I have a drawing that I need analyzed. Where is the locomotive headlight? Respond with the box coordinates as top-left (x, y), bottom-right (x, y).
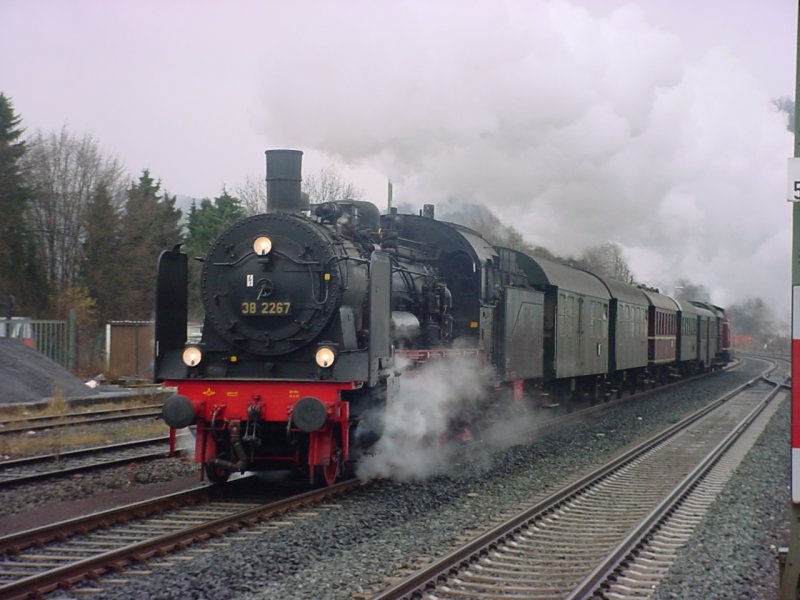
top-left (253, 236), bottom-right (272, 256)
top-left (182, 345), bottom-right (203, 367)
top-left (315, 346), bottom-right (336, 368)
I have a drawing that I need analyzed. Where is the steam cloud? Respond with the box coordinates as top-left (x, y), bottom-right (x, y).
top-left (3, 1), bottom-right (789, 320)
top-left (356, 356), bottom-right (542, 481)
top-left (253, 1), bottom-right (790, 318)
top-left (3, 1), bottom-right (789, 317)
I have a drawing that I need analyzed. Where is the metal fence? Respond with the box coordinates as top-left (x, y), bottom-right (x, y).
top-left (0, 311), bottom-right (76, 371)
top-left (33, 318), bottom-right (74, 370)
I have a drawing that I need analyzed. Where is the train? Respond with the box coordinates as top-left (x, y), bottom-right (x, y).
top-left (156, 149), bottom-right (731, 485)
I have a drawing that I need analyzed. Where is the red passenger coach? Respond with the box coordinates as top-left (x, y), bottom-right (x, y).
top-left (640, 290), bottom-right (678, 367)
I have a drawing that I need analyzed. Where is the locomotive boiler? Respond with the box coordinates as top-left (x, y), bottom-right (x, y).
top-left (156, 150), bottom-right (457, 484)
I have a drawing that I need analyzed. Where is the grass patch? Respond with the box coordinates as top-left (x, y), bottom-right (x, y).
top-left (0, 420), bottom-right (170, 459)
top-left (0, 392), bottom-right (169, 422)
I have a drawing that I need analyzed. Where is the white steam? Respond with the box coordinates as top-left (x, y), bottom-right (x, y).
top-left (176, 427), bottom-right (197, 455)
top-left (252, 1), bottom-right (791, 318)
top-left (356, 356), bottom-right (542, 481)
top-left (2, 1), bottom-right (789, 316)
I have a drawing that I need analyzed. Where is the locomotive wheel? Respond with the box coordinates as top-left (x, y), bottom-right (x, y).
top-left (205, 463), bottom-right (230, 484)
top-left (314, 432), bottom-right (341, 486)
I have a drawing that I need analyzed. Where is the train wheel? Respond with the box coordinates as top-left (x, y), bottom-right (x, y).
top-left (314, 432), bottom-right (341, 486)
top-left (205, 463), bottom-right (230, 484)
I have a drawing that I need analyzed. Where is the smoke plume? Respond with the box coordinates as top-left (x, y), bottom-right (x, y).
top-left (356, 355), bottom-right (543, 481)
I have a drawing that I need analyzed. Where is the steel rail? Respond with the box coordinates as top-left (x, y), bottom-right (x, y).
top-left (370, 362), bottom-right (775, 600)
top-left (0, 435), bottom-right (171, 468)
top-left (0, 409), bottom-right (163, 435)
top-left (566, 376), bottom-right (786, 599)
top-left (0, 478), bottom-right (360, 600)
top-left (0, 482), bottom-right (221, 555)
top-left (0, 403), bottom-right (163, 427)
top-left (0, 438), bottom-right (181, 488)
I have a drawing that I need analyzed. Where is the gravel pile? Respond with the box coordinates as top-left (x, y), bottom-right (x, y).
top-left (0, 338), bottom-right (97, 404)
top-left (38, 360), bottom-right (785, 600)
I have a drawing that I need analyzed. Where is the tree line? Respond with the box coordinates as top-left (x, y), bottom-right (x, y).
top-left (0, 93), bottom-right (363, 330)
top-left (0, 91), bottom-right (783, 367)
top-left (1, 93), bottom-right (183, 328)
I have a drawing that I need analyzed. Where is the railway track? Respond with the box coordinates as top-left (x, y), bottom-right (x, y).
top-left (0, 404), bottom-right (163, 436)
top-left (0, 435), bottom-right (183, 488)
top-left (373, 364), bottom-right (784, 599)
top-left (0, 476), bottom-right (362, 599)
top-left (574, 380), bottom-right (786, 598)
top-left (0, 360), bottom-right (760, 598)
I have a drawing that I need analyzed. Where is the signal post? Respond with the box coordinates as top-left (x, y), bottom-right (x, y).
top-left (782, 2), bottom-right (800, 597)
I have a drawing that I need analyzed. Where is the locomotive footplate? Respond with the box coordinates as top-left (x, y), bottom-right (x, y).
top-left (163, 379), bottom-right (356, 482)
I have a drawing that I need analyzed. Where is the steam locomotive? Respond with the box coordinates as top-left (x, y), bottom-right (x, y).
top-left (156, 149), bottom-right (730, 485)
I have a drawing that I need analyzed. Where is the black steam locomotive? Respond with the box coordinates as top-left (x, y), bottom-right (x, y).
top-left (156, 149), bottom-right (730, 484)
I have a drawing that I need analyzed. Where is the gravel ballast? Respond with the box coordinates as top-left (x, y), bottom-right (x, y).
top-left (654, 387), bottom-right (789, 600)
top-left (33, 359), bottom-right (787, 600)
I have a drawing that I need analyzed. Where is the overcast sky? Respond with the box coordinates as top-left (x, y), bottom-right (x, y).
top-left (1, 0), bottom-right (796, 320)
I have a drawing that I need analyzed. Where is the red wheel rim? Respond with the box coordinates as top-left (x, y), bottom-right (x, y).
top-left (322, 433), bottom-right (340, 485)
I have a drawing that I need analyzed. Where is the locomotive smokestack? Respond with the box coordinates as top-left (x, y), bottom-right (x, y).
top-left (265, 149), bottom-right (307, 213)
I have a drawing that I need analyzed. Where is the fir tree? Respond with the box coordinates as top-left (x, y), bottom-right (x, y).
top-left (184, 190), bottom-right (247, 318)
top-left (0, 93), bottom-right (46, 313)
top-left (82, 181), bottom-right (122, 322)
top-left (119, 170), bottom-right (183, 319)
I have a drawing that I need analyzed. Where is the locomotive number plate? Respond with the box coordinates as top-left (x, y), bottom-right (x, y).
top-left (241, 301), bottom-right (292, 315)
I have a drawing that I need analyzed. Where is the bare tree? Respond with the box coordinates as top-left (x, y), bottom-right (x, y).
top-left (773, 96), bottom-right (794, 133)
top-left (235, 175), bottom-right (267, 216)
top-left (23, 128), bottom-right (125, 289)
top-left (236, 167), bottom-right (363, 216)
top-left (578, 242), bottom-right (636, 284)
top-left (303, 167), bottom-right (363, 204)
